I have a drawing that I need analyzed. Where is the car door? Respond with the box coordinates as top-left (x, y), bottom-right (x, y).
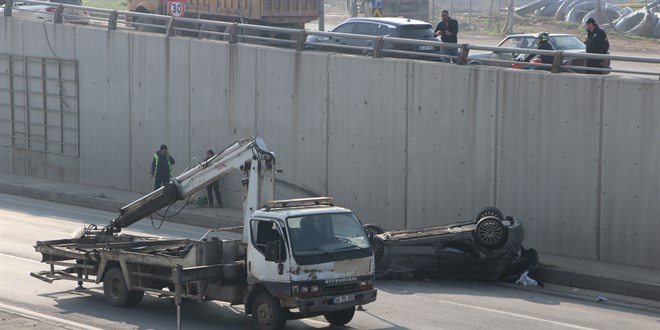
top-left (351, 22), bottom-right (379, 51)
top-left (328, 21), bottom-right (358, 50)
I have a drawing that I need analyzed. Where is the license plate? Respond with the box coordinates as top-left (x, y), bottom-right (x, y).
top-left (332, 295), bottom-right (355, 304)
top-left (418, 45), bottom-right (434, 51)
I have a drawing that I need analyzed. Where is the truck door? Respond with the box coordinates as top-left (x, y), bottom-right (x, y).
top-left (248, 219), bottom-right (290, 295)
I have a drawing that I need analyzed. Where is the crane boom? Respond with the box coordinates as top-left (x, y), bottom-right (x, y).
top-left (106, 137), bottom-right (275, 235)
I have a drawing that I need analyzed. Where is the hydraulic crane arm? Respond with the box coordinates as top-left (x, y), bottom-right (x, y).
top-left (106, 137), bottom-right (275, 234)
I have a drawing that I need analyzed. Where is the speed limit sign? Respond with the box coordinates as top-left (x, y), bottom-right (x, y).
top-left (168, 1), bottom-right (186, 17)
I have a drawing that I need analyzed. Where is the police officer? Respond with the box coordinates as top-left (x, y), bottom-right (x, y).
top-left (584, 18), bottom-right (609, 74)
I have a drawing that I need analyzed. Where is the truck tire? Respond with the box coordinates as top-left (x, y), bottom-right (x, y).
top-left (473, 216), bottom-right (508, 249)
top-left (475, 206), bottom-right (504, 222)
top-left (323, 307), bottom-right (355, 326)
top-left (103, 267), bottom-right (144, 307)
top-left (252, 292), bottom-right (286, 330)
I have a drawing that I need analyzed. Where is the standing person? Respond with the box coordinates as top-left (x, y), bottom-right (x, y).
top-left (584, 18), bottom-right (609, 74)
top-left (204, 149), bottom-right (223, 208)
top-left (151, 144), bottom-right (175, 190)
top-left (434, 10), bottom-right (459, 63)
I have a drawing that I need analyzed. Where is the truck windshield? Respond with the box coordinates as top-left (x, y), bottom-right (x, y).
top-left (286, 212), bottom-right (371, 263)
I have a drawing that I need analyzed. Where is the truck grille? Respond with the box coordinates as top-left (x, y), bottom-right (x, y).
top-left (323, 283), bottom-right (359, 295)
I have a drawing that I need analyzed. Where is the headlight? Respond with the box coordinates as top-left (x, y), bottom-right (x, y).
top-left (310, 285), bottom-right (320, 293)
top-left (301, 286), bottom-right (309, 293)
top-left (291, 285), bottom-right (300, 293)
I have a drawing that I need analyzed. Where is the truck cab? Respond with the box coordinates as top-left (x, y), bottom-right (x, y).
top-left (247, 198), bottom-right (376, 328)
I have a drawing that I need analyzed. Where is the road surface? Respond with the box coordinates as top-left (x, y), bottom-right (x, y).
top-left (1, 193), bottom-right (659, 329)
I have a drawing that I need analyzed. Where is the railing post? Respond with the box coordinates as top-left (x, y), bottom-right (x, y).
top-left (227, 23), bottom-right (239, 44)
top-left (166, 16), bottom-right (175, 36)
top-left (551, 51), bottom-right (564, 73)
top-left (373, 36), bottom-right (384, 58)
top-left (54, 4), bottom-right (64, 24)
top-left (4, 0), bottom-right (13, 16)
top-left (108, 10), bottom-right (118, 30)
top-left (456, 44), bottom-right (469, 65)
top-left (296, 29), bottom-right (307, 51)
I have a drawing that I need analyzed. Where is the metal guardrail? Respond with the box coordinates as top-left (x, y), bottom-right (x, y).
top-left (3, 0), bottom-right (659, 78)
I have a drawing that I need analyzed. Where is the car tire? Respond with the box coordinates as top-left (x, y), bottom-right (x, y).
top-left (371, 236), bottom-right (384, 263)
top-left (252, 292), bottom-right (287, 330)
top-left (363, 224), bottom-right (384, 241)
top-left (324, 307), bottom-right (355, 326)
top-left (475, 207), bottom-right (504, 222)
top-left (473, 216), bottom-right (508, 249)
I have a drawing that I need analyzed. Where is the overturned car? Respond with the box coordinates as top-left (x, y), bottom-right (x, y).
top-left (364, 207), bottom-right (538, 281)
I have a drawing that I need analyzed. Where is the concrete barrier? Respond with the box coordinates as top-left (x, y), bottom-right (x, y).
top-left (1, 17), bottom-right (659, 269)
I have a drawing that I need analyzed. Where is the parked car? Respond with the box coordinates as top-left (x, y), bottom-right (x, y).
top-left (468, 33), bottom-right (610, 73)
top-left (306, 17), bottom-right (441, 60)
top-left (363, 207), bottom-right (539, 281)
top-left (0, 0), bottom-right (90, 25)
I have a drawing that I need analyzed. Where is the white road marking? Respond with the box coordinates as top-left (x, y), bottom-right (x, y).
top-left (0, 302), bottom-right (105, 330)
top-left (410, 293), bottom-right (597, 330)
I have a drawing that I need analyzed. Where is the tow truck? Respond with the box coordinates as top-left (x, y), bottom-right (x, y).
top-left (30, 137), bottom-right (377, 330)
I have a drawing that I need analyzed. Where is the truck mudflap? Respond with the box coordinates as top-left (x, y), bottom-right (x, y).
top-left (295, 289), bottom-right (377, 313)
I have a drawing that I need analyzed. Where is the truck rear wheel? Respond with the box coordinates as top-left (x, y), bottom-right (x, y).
top-left (103, 267), bottom-right (144, 307)
top-left (324, 307), bottom-right (355, 326)
top-left (252, 292), bottom-right (286, 330)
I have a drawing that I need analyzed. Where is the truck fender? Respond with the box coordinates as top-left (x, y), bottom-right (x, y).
top-left (96, 260), bottom-right (119, 284)
top-left (245, 283), bottom-right (269, 315)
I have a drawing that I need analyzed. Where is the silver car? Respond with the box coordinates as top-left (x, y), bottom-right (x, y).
top-left (468, 33), bottom-right (609, 72)
top-left (0, 0), bottom-right (90, 25)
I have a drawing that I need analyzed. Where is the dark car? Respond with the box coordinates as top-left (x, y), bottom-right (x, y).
top-left (363, 207), bottom-right (538, 281)
top-left (306, 17), bottom-right (440, 60)
top-left (468, 33), bottom-right (610, 73)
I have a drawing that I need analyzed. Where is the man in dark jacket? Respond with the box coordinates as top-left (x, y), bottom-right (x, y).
top-left (151, 144), bottom-right (175, 190)
top-left (434, 10), bottom-right (459, 63)
top-left (584, 18), bottom-right (609, 74)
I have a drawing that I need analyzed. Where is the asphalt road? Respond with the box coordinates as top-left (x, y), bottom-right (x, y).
top-left (1, 193), bottom-right (659, 329)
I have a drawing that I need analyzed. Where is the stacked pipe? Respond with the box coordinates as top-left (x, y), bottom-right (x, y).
top-left (515, 0), bottom-right (660, 38)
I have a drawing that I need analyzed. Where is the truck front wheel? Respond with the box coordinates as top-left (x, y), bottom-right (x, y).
top-left (103, 267), bottom-right (144, 307)
top-left (252, 292), bottom-right (286, 330)
top-left (324, 307), bottom-right (355, 326)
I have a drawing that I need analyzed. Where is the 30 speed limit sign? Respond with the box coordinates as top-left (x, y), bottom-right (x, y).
top-left (168, 1), bottom-right (186, 17)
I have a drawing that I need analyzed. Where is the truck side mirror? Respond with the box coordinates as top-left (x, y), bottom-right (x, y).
top-left (265, 240), bottom-right (282, 263)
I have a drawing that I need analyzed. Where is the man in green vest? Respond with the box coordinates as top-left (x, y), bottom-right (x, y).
top-left (151, 144), bottom-right (175, 190)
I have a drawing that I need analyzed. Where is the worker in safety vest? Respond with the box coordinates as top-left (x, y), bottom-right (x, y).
top-left (151, 144), bottom-right (175, 190)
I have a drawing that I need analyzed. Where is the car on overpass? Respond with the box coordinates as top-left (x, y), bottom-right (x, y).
top-left (305, 17), bottom-right (441, 60)
top-left (0, 0), bottom-right (90, 25)
top-left (468, 33), bottom-right (610, 73)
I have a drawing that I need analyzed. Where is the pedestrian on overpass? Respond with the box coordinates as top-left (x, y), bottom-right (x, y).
top-left (434, 10), bottom-right (459, 63)
top-left (151, 144), bottom-right (175, 190)
top-left (584, 18), bottom-right (609, 74)
top-left (204, 149), bottom-right (223, 208)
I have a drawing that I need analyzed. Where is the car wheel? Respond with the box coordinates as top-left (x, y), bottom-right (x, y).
top-left (323, 307), bottom-right (355, 326)
top-left (363, 224), bottom-right (384, 242)
top-left (371, 236), bottom-right (384, 263)
top-left (473, 216), bottom-right (508, 249)
top-left (475, 206), bottom-right (503, 222)
top-left (252, 292), bottom-right (287, 330)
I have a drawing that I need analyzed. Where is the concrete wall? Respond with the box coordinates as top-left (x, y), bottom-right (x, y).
top-left (1, 17), bottom-right (659, 269)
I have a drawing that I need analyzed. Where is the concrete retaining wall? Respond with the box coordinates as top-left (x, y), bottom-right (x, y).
top-left (1, 17), bottom-right (659, 269)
